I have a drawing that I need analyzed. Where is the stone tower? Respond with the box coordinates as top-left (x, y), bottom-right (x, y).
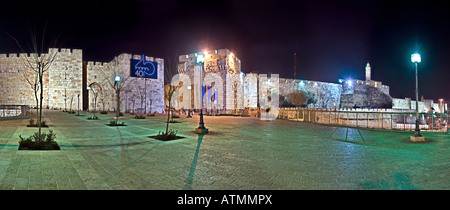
top-left (365, 62), bottom-right (371, 81)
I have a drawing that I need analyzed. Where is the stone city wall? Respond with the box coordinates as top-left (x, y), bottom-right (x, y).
top-left (177, 49), bottom-right (242, 111)
top-left (86, 53), bottom-right (165, 114)
top-left (278, 78), bottom-right (342, 109)
top-left (392, 97), bottom-right (447, 113)
top-left (0, 48), bottom-right (83, 110)
top-left (340, 79), bottom-right (392, 109)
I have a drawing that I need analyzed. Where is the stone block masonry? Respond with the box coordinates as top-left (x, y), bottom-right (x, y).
top-left (279, 78), bottom-right (342, 109)
top-left (0, 48), bottom-right (83, 110)
top-left (2, 47), bottom-right (445, 115)
top-left (0, 48), bottom-right (165, 114)
top-left (86, 53), bottom-right (165, 114)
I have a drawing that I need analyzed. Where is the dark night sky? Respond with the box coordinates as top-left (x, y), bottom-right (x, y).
top-left (0, 0), bottom-right (449, 102)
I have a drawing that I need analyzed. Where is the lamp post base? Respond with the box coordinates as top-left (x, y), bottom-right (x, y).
top-left (410, 135), bottom-right (425, 142)
top-left (411, 120), bottom-right (424, 142)
top-left (195, 127), bottom-right (209, 134)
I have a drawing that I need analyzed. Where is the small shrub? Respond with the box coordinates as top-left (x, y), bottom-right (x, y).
top-left (18, 130), bottom-right (60, 150)
top-left (108, 120), bottom-right (126, 126)
top-left (135, 114), bottom-right (146, 119)
top-left (154, 129), bottom-right (178, 141)
top-left (27, 119), bottom-right (48, 127)
top-left (87, 116), bottom-right (99, 120)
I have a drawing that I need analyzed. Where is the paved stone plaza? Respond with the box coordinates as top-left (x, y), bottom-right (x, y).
top-left (0, 110), bottom-right (448, 190)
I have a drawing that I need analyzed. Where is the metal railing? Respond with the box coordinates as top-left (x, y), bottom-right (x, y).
top-left (0, 105), bottom-right (29, 118)
top-left (278, 107), bottom-right (448, 133)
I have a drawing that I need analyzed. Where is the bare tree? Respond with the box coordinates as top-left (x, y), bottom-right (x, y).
top-left (69, 94), bottom-right (74, 113)
top-left (98, 56), bottom-right (132, 123)
top-left (9, 23), bottom-right (58, 142)
top-left (88, 82), bottom-right (102, 119)
top-left (99, 96), bottom-right (107, 112)
top-left (97, 85), bottom-right (112, 113)
top-left (147, 88), bottom-right (158, 115)
top-left (287, 90), bottom-right (307, 107)
top-left (136, 78), bottom-right (146, 115)
top-left (18, 62), bottom-right (40, 121)
top-left (164, 57), bottom-right (181, 135)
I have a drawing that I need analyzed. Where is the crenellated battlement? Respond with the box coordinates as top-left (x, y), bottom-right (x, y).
top-left (0, 48), bottom-right (164, 113)
top-left (0, 48), bottom-right (82, 60)
top-left (0, 47), bottom-right (83, 109)
top-left (86, 53), bottom-right (163, 69)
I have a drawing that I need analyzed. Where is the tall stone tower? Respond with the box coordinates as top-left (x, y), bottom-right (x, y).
top-left (365, 62), bottom-right (371, 81)
top-left (177, 49), bottom-right (242, 111)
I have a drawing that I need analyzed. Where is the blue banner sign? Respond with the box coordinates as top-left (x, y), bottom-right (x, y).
top-left (130, 54), bottom-right (158, 79)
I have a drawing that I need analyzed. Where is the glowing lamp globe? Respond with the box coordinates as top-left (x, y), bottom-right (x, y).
top-left (196, 54), bottom-right (205, 64)
top-left (115, 75), bottom-right (121, 82)
top-left (411, 53), bottom-right (421, 63)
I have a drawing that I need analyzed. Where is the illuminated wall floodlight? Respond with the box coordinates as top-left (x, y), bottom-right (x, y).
top-left (347, 80), bottom-right (353, 86)
top-left (411, 53), bottom-right (421, 63)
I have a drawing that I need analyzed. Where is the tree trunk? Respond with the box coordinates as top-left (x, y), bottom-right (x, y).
top-left (149, 99), bottom-right (153, 114)
top-left (166, 100), bottom-right (171, 135)
top-left (35, 86), bottom-right (39, 123)
top-left (94, 94), bottom-right (97, 118)
top-left (38, 67), bottom-right (43, 143)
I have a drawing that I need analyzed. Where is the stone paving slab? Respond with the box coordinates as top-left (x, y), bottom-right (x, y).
top-left (0, 110), bottom-right (448, 190)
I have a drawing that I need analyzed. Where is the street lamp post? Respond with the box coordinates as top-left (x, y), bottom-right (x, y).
top-left (194, 52), bottom-right (208, 134)
top-left (115, 75), bottom-right (121, 124)
top-left (411, 53), bottom-right (425, 142)
top-left (187, 85), bottom-right (192, 118)
top-left (86, 86), bottom-right (90, 114)
top-left (77, 94), bottom-right (80, 116)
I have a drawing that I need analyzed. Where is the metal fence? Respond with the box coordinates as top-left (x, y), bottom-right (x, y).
top-left (278, 107), bottom-right (448, 133)
top-left (0, 105), bottom-right (29, 118)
